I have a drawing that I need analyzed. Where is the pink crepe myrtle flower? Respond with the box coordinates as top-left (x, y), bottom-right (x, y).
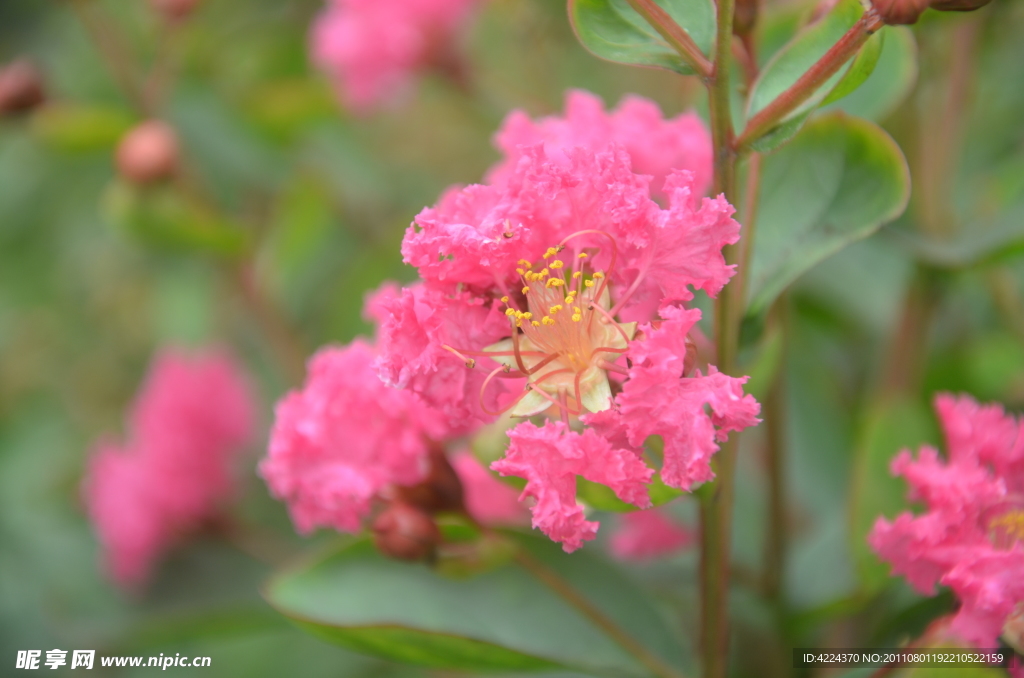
top-left (487, 90), bottom-right (713, 202)
top-left (610, 507), bottom-right (695, 561)
top-left (83, 348), bottom-right (255, 586)
top-left (260, 340), bottom-right (458, 534)
top-left (310, 0), bottom-right (481, 112)
top-left (375, 143), bottom-right (759, 551)
top-left (869, 394), bottom-right (1024, 647)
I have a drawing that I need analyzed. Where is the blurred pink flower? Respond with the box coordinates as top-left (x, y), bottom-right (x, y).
top-left (260, 340), bottom-right (452, 534)
top-left (451, 451), bottom-right (527, 526)
top-left (83, 348), bottom-right (255, 586)
top-left (869, 393), bottom-right (1024, 646)
top-left (310, 0), bottom-right (481, 112)
top-left (610, 507), bottom-right (694, 561)
top-left (488, 90), bottom-right (713, 202)
top-left (376, 144), bottom-right (758, 551)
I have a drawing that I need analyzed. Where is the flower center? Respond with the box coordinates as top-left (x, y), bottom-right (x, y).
top-left (985, 500), bottom-right (1024, 550)
top-left (443, 232), bottom-right (637, 422)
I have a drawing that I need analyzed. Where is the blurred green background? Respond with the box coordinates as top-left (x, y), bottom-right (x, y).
top-left (1, 0), bottom-right (1023, 676)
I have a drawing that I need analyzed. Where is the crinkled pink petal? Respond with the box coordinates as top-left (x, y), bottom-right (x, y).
top-left (404, 144), bottom-right (737, 317)
top-left (492, 421), bottom-right (652, 552)
top-left (131, 348), bottom-right (254, 459)
top-left (936, 393), bottom-right (1024, 487)
top-left (260, 340), bottom-right (444, 534)
top-left (488, 90), bottom-right (712, 201)
top-left (373, 283), bottom-right (516, 427)
top-left (83, 442), bottom-right (168, 586)
top-left (451, 451), bottom-right (527, 526)
top-left (311, 0), bottom-right (480, 112)
top-left (83, 347), bottom-right (257, 587)
top-left (586, 307), bottom-right (760, 491)
top-left (630, 173), bottom-right (739, 310)
top-left (944, 550), bottom-right (1024, 646)
top-left (610, 507), bottom-right (694, 561)
top-left (870, 393), bottom-right (1024, 648)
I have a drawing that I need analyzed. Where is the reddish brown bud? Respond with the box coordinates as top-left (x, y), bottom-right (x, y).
top-left (871, 0), bottom-right (929, 24)
top-left (0, 59), bottom-right (45, 116)
top-left (395, 448), bottom-right (464, 514)
top-left (149, 0), bottom-right (201, 21)
top-left (372, 502), bottom-right (441, 562)
top-left (115, 120), bottom-right (179, 185)
top-left (928, 0), bottom-right (992, 12)
top-left (872, 0), bottom-right (988, 25)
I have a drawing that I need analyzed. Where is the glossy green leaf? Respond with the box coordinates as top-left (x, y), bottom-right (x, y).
top-left (746, 113), bottom-right (910, 316)
top-left (265, 538), bottom-right (684, 675)
top-left (820, 30), bottom-right (883, 107)
top-left (823, 26), bottom-right (918, 121)
top-left (569, 0), bottom-right (715, 75)
top-left (848, 396), bottom-right (938, 593)
top-left (745, 0), bottom-right (870, 145)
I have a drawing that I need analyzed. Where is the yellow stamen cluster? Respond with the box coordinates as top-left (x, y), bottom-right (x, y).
top-left (498, 245), bottom-right (609, 331)
top-left (991, 510), bottom-right (1024, 545)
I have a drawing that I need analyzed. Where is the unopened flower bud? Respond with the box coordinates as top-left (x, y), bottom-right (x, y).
top-left (149, 0), bottom-right (201, 22)
top-left (871, 0), bottom-right (988, 24)
top-left (928, 0), bottom-right (992, 12)
top-left (871, 0), bottom-right (928, 23)
top-left (0, 59), bottom-right (45, 116)
top-left (115, 120), bottom-right (179, 185)
top-left (372, 502), bottom-right (441, 562)
top-left (395, 448), bottom-right (465, 514)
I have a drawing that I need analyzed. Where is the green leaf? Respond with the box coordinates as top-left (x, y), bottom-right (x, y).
top-left (578, 472), bottom-right (683, 512)
top-left (823, 26), bottom-right (917, 121)
top-left (29, 103), bottom-right (134, 153)
top-left (746, 113), bottom-right (910, 316)
top-left (745, 0), bottom-right (870, 143)
top-left (746, 111), bottom-right (811, 154)
top-left (820, 30), bottom-right (883, 107)
top-left (102, 180), bottom-right (249, 257)
top-left (569, 0), bottom-right (715, 76)
top-left (890, 198), bottom-right (1024, 269)
top-left (848, 396), bottom-right (939, 593)
top-left (264, 537), bottom-right (684, 675)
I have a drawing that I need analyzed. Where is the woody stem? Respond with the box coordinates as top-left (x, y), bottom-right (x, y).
top-left (702, 0), bottom-right (740, 672)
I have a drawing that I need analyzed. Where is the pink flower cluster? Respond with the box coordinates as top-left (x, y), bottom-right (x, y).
top-left (372, 99), bottom-right (759, 551)
top-left (260, 340), bottom-right (524, 534)
top-left (83, 348), bottom-right (255, 586)
top-left (310, 0), bottom-right (481, 112)
top-left (487, 90), bottom-right (713, 201)
top-left (869, 394), bottom-right (1024, 647)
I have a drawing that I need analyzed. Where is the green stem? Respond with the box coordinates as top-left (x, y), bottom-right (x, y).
top-left (734, 9), bottom-right (883, 150)
top-left (702, 0), bottom-right (740, 673)
top-left (626, 0), bottom-right (713, 80)
top-left (514, 549), bottom-right (688, 678)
